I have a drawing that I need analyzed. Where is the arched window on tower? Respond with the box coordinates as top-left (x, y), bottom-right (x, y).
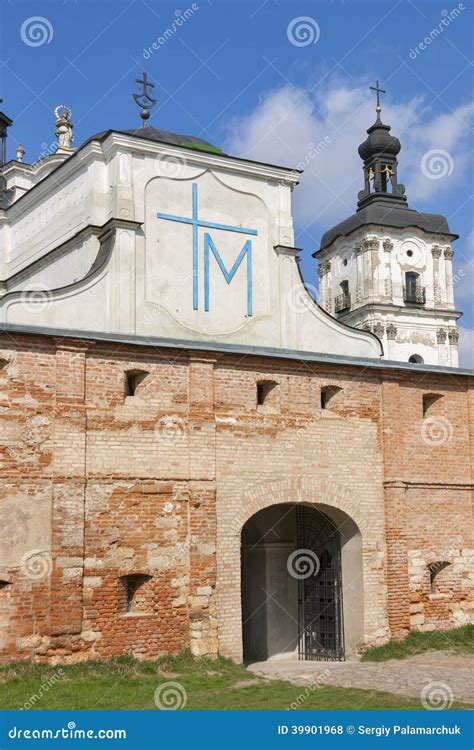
top-left (409, 354), bottom-right (424, 364)
top-left (335, 280), bottom-right (350, 312)
top-left (404, 272), bottom-right (425, 305)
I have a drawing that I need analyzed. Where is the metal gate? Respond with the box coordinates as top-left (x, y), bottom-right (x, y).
top-left (296, 505), bottom-right (344, 661)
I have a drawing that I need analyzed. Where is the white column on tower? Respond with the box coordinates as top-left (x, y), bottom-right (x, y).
top-left (444, 247), bottom-right (455, 305)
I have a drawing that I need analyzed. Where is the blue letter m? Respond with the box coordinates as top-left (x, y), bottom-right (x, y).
top-left (204, 233), bottom-right (253, 316)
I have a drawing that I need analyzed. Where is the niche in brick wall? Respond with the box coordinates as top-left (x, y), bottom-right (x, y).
top-left (119, 574), bottom-right (153, 614)
top-left (422, 393), bottom-right (443, 418)
top-left (256, 380), bottom-right (279, 411)
top-left (124, 369), bottom-right (149, 399)
top-left (320, 385), bottom-right (343, 411)
top-left (428, 561), bottom-right (451, 594)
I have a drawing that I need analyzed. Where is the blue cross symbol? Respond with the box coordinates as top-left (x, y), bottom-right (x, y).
top-left (157, 183), bottom-right (257, 313)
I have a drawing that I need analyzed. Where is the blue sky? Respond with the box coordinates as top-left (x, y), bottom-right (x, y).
top-left (1, 0), bottom-right (472, 363)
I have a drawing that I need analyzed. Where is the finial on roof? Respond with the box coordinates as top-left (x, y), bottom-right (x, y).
top-left (0, 97), bottom-right (13, 166)
top-left (16, 144), bottom-right (25, 162)
top-left (133, 72), bottom-right (157, 127)
top-left (369, 80), bottom-right (386, 121)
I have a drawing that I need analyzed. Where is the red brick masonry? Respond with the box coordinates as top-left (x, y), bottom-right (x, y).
top-left (0, 331), bottom-right (472, 663)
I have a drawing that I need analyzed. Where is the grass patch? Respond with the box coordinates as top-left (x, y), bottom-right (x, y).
top-left (0, 650), bottom-right (469, 710)
top-left (362, 625), bottom-right (474, 662)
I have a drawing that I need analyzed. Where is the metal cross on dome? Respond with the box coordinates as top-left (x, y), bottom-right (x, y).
top-left (369, 80), bottom-right (386, 113)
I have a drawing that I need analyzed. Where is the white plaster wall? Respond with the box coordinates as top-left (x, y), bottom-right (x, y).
top-left (318, 226), bottom-right (460, 366)
top-left (0, 134), bottom-right (381, 360)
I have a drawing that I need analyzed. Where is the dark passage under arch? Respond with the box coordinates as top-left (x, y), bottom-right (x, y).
top-left (241, 504), bottom-right (344, 663)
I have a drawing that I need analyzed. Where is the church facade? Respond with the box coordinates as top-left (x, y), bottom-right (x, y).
top-left (0, 92), bottom-right (472, 664)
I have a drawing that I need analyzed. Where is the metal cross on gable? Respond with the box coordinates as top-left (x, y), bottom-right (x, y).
top-left (133, 72), bottom-right (157, 126)
top-left (157, 182), bottom-right (257, 315)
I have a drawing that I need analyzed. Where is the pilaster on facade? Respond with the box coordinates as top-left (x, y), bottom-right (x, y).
top-left (444, 247), bottom-right (455, 305)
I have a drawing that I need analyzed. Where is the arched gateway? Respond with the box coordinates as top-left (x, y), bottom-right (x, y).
top-left (241, 504), bottom-right (355, 662)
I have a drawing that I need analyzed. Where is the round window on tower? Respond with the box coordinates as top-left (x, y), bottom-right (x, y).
top-left (407, 250), bottom-right (413, 257)
top-left (343, 259), bottom-right (348, 266)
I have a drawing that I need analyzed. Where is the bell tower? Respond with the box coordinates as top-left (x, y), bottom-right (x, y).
top-left (315, 83), bottom-right (461, 367)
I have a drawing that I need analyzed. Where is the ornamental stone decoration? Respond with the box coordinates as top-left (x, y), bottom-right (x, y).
top-left (431, 245), bottom-right (443, 258)
top-left (373, 322), bottom-right (385, 338)
top-left (383, 239), bottom-right (393, 252)
top-left (363, 237), bottom-right (379, 252)
top-left (444, 247), bottom-right (454, 259)
top-left (437, 328), bottom-right (447, 343)
top-left (362, 322), bottom-right (373, 332)
top-left (448, 329), bottom-right (459, 344)
top-left (386, 323), bottom-right (397, 340)
top-left (354, 242), bottom-right (364, 255)
top-left (318, 260), bottom-right (331, 277)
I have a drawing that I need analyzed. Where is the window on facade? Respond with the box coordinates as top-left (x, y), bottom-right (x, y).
top-left (335, 281), bottom-right (350, 312)
top-left (423, 393), bottom-right (443, 417)
top-left (256, 380), bottom-right (278, 407)
top-left (321, 386), bottom-right (342, 410)
top-left (428, 561), bottom-right (450, 593)
top-left (409, 354), bottom-right (424, 364)
top-left (124, 369), bottom-right (149, 397)
top-left (120, 574), bottom-right (152, 613)
top-left (404, 272), bottom-right (425, 304)
top-left (0, 581), bottom-right (10, 590)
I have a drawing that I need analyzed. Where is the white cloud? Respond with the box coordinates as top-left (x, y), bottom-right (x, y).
top-left (458, 326), bottom-right (474, 368)
top-left (224, 75), bottom-right (474, 240)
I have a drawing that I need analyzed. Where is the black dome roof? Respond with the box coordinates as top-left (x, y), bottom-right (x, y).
top-left (315, 107), bottom-right (457, 254)
top-left (318, 202), bottom-right (456, 251)
top-left (358, 119), bottom-right (401, 161)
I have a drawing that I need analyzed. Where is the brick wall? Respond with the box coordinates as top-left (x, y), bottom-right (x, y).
top-left (0, 331), bottom-right (471, 663)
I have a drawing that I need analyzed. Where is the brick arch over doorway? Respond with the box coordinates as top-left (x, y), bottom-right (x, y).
top-left (216, 477), bottom-right (390, 662)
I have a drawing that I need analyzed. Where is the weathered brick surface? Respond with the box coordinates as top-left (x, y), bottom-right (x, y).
top-left (0, 332), bottom-right (472, 663)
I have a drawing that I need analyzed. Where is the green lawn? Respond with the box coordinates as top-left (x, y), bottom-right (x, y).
top-left (362, 624), bottom-right (473, 662)
top-left (0, 651), bottom-right (468, 710)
